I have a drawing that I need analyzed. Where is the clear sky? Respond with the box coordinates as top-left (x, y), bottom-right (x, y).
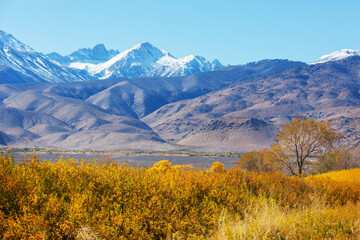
top-left (0, 0), bottom-right (360, 65)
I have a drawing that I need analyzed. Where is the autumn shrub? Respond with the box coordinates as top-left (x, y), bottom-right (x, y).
top-left (235, 148), bottom-right (280, 173)
top-left (208, 161), bottom-right (227, 173)
top-left (152, 159), bottom-right (172, 172)
top-left (171, 164), bottom-right (196, 171)
top-left (0, 155), bottom-right (359, 239)
top-left (314, 149), bottom-right (359, 174)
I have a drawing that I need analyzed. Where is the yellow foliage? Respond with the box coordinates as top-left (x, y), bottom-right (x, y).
top-left (313, 168), bottom-right (360, 183)
top-left (208, 161), bottom-right (226, 173)
top-left (172, 164), bottom-right (196, 171)
top-left (152, 160), bottom-right (172, 171)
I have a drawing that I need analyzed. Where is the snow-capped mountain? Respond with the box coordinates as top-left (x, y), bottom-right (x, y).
top-left (47, 44), bottom-right (119, 65)
top-left (70, 42), bottom-right (224, 79)
top-left (0, 30), bottom-right (224, 83)
top-left (312, 49), bottom-right (360, 64)
top-left (0, 30), bottom-right (83, 83)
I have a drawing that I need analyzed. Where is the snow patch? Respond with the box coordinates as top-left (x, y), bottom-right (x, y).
top-left (70, 62), bottom-right (96, 70)
top-left (311, 49), bottom-right (360, 64)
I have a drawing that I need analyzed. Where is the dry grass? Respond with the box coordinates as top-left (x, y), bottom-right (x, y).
top-left (212, 198), bottom-right (360, 240)
top-left (76, 226), bottom-right (103, 240)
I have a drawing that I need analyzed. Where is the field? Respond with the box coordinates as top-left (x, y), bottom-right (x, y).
top-left (0, 154), bottom-right (359, 239)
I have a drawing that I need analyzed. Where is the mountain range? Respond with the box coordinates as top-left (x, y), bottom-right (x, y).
top-left (0, 30), bottom-right (224, 83)
top-left (0, 59), bottom-right (305, 150)
top-left (143, 56), bottom-right (360, 150)
top-left (50, 42), bottom-right (224, 79)
top-left (0, 29), bottom-right (359, 151)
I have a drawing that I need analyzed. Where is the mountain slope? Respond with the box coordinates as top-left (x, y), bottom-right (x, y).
top-left (143, 56), bottom-right (360, 148)
top-left (0, 82), bottom-right (166, 149)
top-left (84, 59), bottom-right (305, 118)
top-left (178, 118), bottom-right (278, 151)
top-left (0, 129), bottom-right (23, 146)
top-left (0, 30), bottom-right (84, 83)
top-left (0, 65), bottom-right (41, 84)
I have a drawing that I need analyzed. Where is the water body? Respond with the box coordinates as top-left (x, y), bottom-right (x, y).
top-left (12, 153), bottom-right (238, 169)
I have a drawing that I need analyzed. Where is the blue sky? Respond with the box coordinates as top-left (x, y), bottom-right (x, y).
top-left (0, 0), bottom-right (360, 65)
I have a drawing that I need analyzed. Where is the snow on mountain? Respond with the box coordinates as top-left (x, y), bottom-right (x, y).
top-left (155, 54), bottom-right (221, 77)
top-left (312, 49), bottom-right (360, 64)
top-left (71, 42), bottom-right (224, 79)
top-left (0, 30), bottom-right (83, 83)
top-left (0, 30), bottom-right (223, 82)
top-left (69, 62), bottom-right (96, 71)
top-left (47, 44), bottom-right (119, 65)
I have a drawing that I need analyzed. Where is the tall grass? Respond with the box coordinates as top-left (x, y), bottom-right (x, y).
top-left (213, 198), bottom-right (360, 239)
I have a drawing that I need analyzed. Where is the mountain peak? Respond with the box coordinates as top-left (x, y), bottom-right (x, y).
top-left (93, 43), bottom-right (106, 51)
top-left (312, 49), bottom-right (360, 64)
top-left (137, 42), bottom-right (153, 47)
top-left (128, 42), bottom-right (164, 54)
top-left (212, 59), bottom-right (224, 68)
top-left (116, 42), bottom-right (167, 60)
top-left (0, 30), bottom-right (13, 38)
top-left (0, 29), bottom-right (32, 52)
top-left (90, 44), bottom-right (117, 60)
